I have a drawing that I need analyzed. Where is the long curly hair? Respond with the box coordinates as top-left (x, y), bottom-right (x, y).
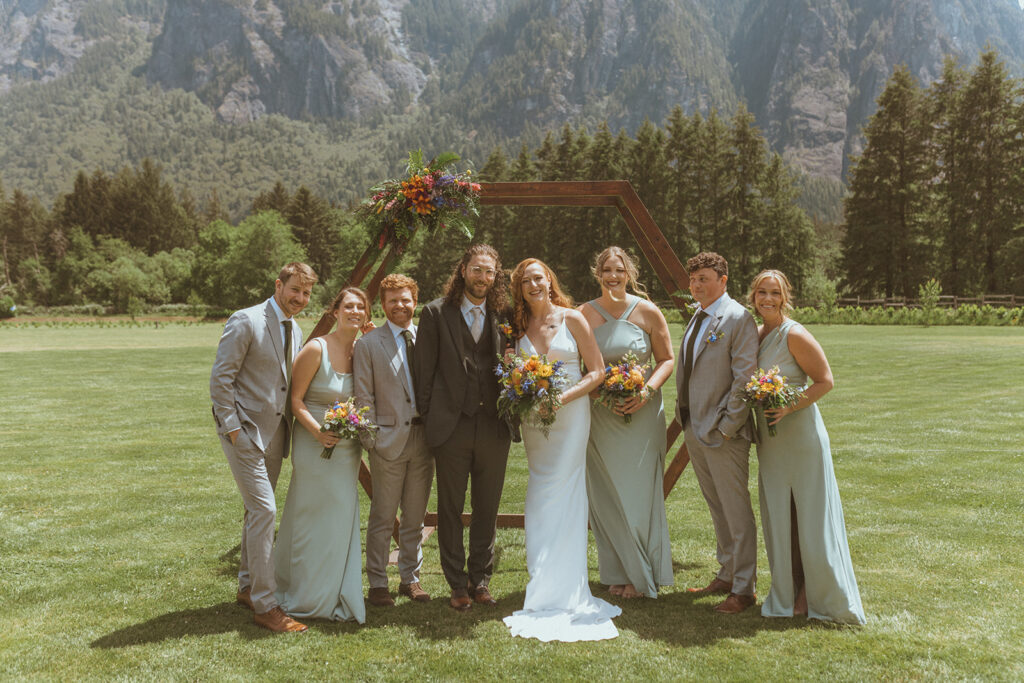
top-left (509, 258), bottom-right (573, 338)
top-left (592, 246), bottom-right (650, 300)
top-left (442, 243), bottom-right (508, 312)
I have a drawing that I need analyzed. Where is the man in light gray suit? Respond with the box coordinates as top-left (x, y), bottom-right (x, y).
top-left (354, 273), bottom-right (434, 607)
top-left (210, 262), bottom-right (317, 633)
top-left (676, 252), bottom-right (760, 615)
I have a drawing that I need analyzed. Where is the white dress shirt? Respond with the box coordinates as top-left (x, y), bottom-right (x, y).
top-left (460, 296), bottom-right (487, 330)
top-left (682, 292), bottom-right (727, 356)
top-left (386, 319), bottom-right (417, 412)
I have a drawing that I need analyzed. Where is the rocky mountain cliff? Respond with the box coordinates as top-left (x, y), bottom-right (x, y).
top-left (2, 0), bottom-right (1024, 183)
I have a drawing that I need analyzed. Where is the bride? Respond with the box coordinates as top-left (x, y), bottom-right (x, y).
top-left (502, 258), bottom-right (622, 642)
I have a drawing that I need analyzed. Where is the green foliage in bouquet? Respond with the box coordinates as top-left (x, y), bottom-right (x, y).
top-left (356, 150), bottom-right (481, 251)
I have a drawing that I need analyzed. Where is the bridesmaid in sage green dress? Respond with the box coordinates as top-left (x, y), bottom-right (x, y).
top-left (749, 270), bottom-right (865, 624)
top-left (579, 247), bottom-right (675, 599)
top-left (274, 287), bottom-right (371, 623)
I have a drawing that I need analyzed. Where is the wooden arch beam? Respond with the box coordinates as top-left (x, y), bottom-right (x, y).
top-left (310, 181), bottom-right (693, 539)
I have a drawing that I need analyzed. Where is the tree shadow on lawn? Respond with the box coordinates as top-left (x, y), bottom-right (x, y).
top-left (90, 602), bottom-right (277, 649)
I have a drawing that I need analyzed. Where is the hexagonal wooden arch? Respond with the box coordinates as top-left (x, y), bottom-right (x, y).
top-left (306, 181), bottom-right (692, 542)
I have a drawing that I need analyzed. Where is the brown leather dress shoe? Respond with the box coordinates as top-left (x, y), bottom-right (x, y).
top-left (236, 587), bottom-right (254, 611)
top-left (368, 587), bottom-right (396, 607)
top-left (470, 584), bottom-right (497, 606)
top-left (399, 582), bottom-right (431, 602)
top-left (254, 606), bottom-right (308, 633)
top-left (714, 593), bottom-right (757, 614)
top-left (687, 578), bottom-right (733, 595)
top-left (449, 588), bottom-right (472, 611)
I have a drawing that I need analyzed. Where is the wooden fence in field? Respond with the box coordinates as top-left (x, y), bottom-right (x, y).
top-left (835, 294), bottom-right (1020, 308)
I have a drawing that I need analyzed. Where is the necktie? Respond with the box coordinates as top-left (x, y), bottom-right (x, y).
top-left (470, 306), bottom-right (484, 343)
top-left (282, 320), bottom-right (292, 385)
top-left (401, 329), bottom-right (416, 386)
top-left (680, 310), bottom-right (708, 410)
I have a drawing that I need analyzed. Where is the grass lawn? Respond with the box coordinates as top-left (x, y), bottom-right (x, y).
top-left (1, 322), bottom-right (1022, 680)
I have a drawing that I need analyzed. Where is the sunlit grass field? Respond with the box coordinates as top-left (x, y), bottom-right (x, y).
top-left (1, 322), bottom-right (1022, 680)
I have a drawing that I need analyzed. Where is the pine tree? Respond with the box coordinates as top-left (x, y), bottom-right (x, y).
top-left (843, 65), bottom-right (932, 298)
top-left (956, 50), bottom-right (1018, 293)
top-left (287, 186), bottom-right (338, 282)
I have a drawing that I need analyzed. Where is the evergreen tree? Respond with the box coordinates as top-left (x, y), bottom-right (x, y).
top-left (287, 186), bottom-right (338, 282)
top-left (727, 104), bottom-right (769, 289)
top-left (956, 50), bottom-right (1018, 293)
top-left (927, 57), bottom-right (970, 295)
top-left (843, 65), bottom-right (932, 298)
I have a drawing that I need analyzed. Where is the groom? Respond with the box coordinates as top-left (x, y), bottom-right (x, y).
top-left (676, 252), bottom-right (760, 614)
top-left (415, 244), bottom-right (514, 611)
top-left (210, 262), bottom-right (317, 633)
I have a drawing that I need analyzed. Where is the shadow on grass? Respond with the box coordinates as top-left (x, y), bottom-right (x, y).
top-left (612, 589), bottom-right (811, 647)
top-left (90, 602), bottom-right (275, 648)
top-left (217, 543), bottom-right (241, 578)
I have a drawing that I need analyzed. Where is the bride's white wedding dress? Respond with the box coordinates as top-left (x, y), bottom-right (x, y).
top-left (503, 314), bottom-right (621, 642)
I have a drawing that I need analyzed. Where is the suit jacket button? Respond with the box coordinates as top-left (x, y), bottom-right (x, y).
top-left (406, 398), bottom-right (411, 403)
top-left (276, 412), bottom-right (281, 416)
top-left (404, 420), bottom-right (410, 426)
top-left (281, 386), bottom-right (287, 391)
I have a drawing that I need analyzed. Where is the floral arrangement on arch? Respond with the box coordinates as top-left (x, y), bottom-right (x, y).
top-left (357, 150), bottom-right (481, 251)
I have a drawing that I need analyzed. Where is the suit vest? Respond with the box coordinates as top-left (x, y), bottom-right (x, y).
top-left (460, 317), bottom-right (498, 417)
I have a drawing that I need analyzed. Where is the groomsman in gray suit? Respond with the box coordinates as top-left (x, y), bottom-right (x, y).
top-left (354, 273), bottom-right (434, 607)
top-left (210, 262), bottom-right (317, 633)
top-left (676, 252), bottom-right (760, 615)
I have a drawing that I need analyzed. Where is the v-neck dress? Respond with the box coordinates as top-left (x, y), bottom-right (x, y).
top-left (756, 319), bottom-right (865, 624)
top-left (274, 337), bottom-right (365, 623)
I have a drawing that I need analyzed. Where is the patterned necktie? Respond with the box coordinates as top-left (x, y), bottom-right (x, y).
top-left (681, 310), bottom-right (708, 408)
top-left (282, 320), bottom-right (292, 385)
top-left (401, 329), bottom-right (415, 386)
top-left (470, 306), bottom-right (484, 343)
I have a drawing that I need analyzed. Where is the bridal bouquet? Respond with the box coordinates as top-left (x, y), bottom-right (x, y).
top-left (320, 398), bottom-right (378, 459)
top-left (594, 351), bottom-right (651, 424)
top-left (495, 352), bottom-right (568, 437)
top-left (357, 149), bottom-right (481, 251)
top-left (738, 366), bottom-right (805, 437)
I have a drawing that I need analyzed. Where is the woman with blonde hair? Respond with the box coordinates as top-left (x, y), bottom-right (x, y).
top-left (578, 246), bottom-right (675, 599)
top-left (749, 269), bottom-right (864, 624)
top-left (502, 258), bottom-right (621, 642)
top-left (274, 287), bottom-right (372, 623)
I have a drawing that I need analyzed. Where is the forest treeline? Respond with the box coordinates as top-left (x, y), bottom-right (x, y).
top-left (0, 105), bottom-right (823, 316)
top-left (844, 51), bottom-right (1024, 297)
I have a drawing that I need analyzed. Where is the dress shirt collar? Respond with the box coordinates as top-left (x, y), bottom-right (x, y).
top-left (461, 296), bottom-right (487, 318)
top-left (695, 291), bottom-right (729, 319)
top-left (386, 319), bottom-right (415, 340)
top-left (268, 296), bottom-right (290, 324)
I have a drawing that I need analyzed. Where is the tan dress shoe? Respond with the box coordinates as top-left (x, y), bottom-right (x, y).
top-left (470, 584), bottom-right (497, 606)
top-left (254, 606), bottom-right (308, 632)
top-left (399, 582), bottom-right (431, 602)
top-left (714, 593), bottom-right (757, 614)
top-left (368, 587), bottom-right (396, 607)
top-left (687, 578), bottom-right (733, 595)
top-left (449, 588), bottom-right (472, 611)
top-left (236, 587), bottom-right (254, 611)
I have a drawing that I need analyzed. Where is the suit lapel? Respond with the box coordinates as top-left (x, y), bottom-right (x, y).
top-left (264, 301), bottom-right (287, 380)
top-left (443, 301), bottom-right (467, 361)
top-left (693, 294), bottom-right (729, 364)
top-left (488, 309), bottom-right (501, 351)
top-left (381, 327), bottom-right (413, 399)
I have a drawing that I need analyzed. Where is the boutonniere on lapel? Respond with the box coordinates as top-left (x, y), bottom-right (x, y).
top-left (705, 327), bottom-right (726, 344)
top-left (498, 323), bottom-right (514, 344)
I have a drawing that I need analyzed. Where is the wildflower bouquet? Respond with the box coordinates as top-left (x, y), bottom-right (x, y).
top-left (594, 351), bottom-right (651, 424)
top-left (738, 366), bottom-right (805, 437)
top-left (495, 352), bottom-right (568, 437)
top-left (357, 149), bottom-right (481, 251)
top-left (320, 398), bottom-right (378, 459)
